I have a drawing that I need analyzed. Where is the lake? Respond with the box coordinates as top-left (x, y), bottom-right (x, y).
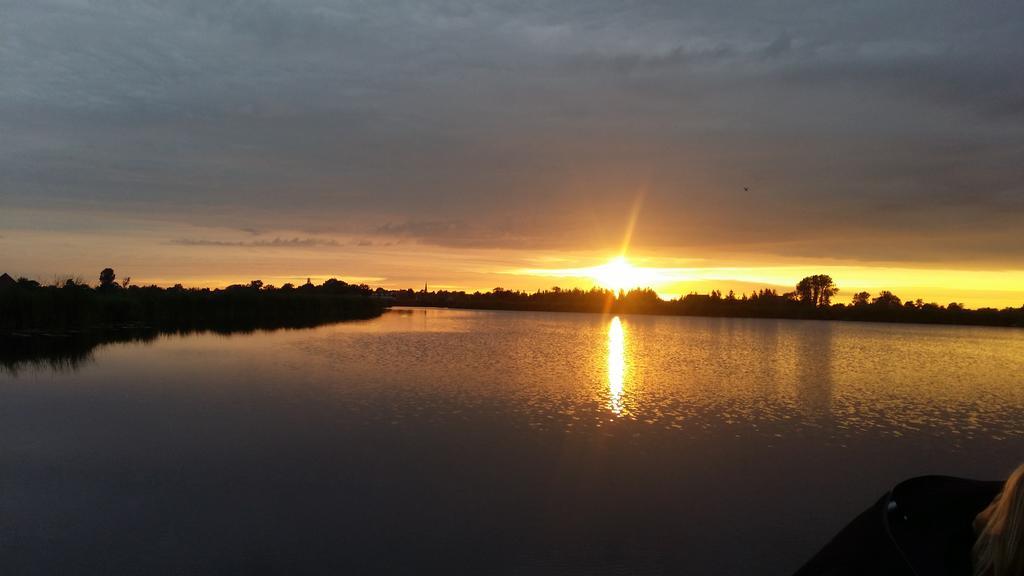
top-left (3, 307), bottom-right (1023, 575)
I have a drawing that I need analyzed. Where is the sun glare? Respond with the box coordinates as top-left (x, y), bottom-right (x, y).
top-left (592, 256), bottom-right (659, 292)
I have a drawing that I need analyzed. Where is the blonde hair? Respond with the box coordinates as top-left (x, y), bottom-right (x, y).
top-left (974, 463), bottom-right (1024, 576)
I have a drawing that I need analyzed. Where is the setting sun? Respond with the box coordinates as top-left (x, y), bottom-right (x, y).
top-left (591, 256), bottom-right (662, 292)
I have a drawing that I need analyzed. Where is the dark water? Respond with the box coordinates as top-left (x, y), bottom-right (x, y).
top-left (3, 308), bottom-right (1023, 575)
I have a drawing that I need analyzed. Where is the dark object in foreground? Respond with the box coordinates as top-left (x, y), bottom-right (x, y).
top-left (794, 476), bottom-right (1001, 576)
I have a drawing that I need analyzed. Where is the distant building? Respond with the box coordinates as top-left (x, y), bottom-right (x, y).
top-left (0, 272), bottom-right (15, 288)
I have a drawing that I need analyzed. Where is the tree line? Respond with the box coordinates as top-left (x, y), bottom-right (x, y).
top-left (0, 269), bottom-right (384, 332)
top-left (3, 270), bottom-right (1020, 332)
top-left (392, 275), bottom-right (1024, 327)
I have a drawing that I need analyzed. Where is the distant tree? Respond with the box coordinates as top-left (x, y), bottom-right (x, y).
top-left (121, 276), bottom-right (131, 288)
top-left (248, 280), bottom-right (264, 290)
top-left (16, 276), bottom-right (40, 289)
top-left (99, 268), bottom-right (116, 288)
top-left (795, 277), bottom-right (813, 303)
top-left (795, 275), bottom-right (839, 307)
top-left (814, 275), bottom-right (839, 306)
top-left (947, 302), bottom-right (964, 312)
top-left (851, 291), bottom-right (871, 306)
top-left (872, 291), bottom-right (902, 308)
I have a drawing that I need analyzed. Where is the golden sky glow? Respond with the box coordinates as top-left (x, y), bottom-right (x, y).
top-left (2, 207), bottom-right (1023, 309)
top-left (510, 256), bottom-right (1024, 308)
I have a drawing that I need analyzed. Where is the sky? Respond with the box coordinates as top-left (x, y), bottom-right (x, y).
top-left (2, 1), bottom-right (1023, 307)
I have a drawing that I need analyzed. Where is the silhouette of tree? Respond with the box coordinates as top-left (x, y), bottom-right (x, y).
top-left (99, 268), bottom-right (116, 289)
top-left (851, 291), bottom-right (871, 306)
top-left (872, 291), bottom-right (902, 308)
top-left (815, 275), bottom-right (839, 306)
top-left (796, 275), bottom-right (839, 307)
top-left (1, 273), bottom-right (381, 332)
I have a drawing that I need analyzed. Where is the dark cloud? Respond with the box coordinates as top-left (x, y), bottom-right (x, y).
top-left (375, 219), bottom-right (553, 249)
top-left (171, 237), bottom-right (340, 248)
top-left (2, 1), bottom-right (1023, 265)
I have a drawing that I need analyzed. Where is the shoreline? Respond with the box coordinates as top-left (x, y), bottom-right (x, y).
top-left (391, 303), bottom-right (1024, 329)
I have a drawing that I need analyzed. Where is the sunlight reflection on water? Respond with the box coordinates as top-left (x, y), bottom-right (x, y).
top-left (607, 316), bottom-right (626, 415)
top-left (295, 308), bottom-right (1024, 442)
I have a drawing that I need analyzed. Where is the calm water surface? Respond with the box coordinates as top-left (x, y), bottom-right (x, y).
top-left (3, 308), bottom-right (1024, 575)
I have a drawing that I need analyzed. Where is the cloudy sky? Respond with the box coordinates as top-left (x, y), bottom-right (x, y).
top-left (2, 1), bottom-right (1023, 305)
